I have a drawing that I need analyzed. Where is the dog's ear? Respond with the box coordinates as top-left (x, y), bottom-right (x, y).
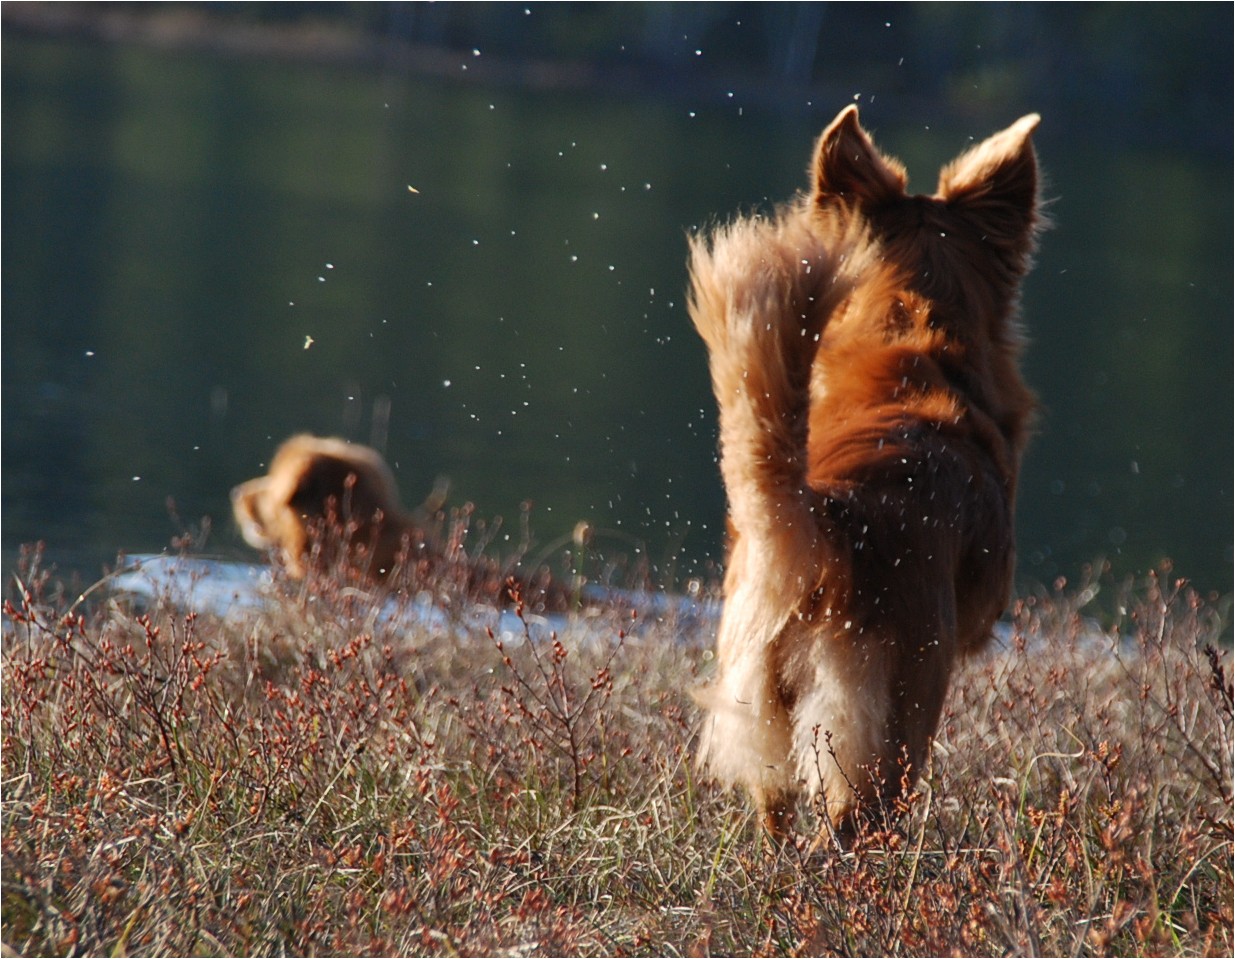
top-left (811, 105), bottom-right (907, 208)
top-left (231, 477), bottom-right (277, 549)
top-left (937, 114), bottom-right (1041, 259)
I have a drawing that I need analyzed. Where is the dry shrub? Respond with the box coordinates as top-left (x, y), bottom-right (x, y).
top-left (2, 542), bottom-right (1230, 957)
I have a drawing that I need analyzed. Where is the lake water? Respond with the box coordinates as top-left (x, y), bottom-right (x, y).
top-left (3, 25), bottom-right (1231, 601)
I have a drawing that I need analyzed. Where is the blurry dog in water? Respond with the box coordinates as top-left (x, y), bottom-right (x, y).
top-left (689, 106), bottom-right (1041, 841)
top-left (231, 433), bottom-right (569, 610)
top-left (231, 434), bottom-right (441, 582)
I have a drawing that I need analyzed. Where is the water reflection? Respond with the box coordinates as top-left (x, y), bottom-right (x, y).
top-left (2, 27), bottom-right (1231, 599)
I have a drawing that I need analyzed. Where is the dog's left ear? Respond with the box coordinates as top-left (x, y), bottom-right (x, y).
top-left (937, 114), bottom-right (1041, 260)
top-left (812, 105), bottom-right (908, 208)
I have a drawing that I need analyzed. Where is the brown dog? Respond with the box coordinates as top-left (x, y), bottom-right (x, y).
top-left (231, 434), bottom-right (442, 581)
top-left (231, 434), bottom-right (570, 611)
top-left (689, 106), bottom-right (1041, 840)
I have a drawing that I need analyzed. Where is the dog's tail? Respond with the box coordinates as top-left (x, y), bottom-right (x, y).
top-left (688, 209), bottom-right (867, 603)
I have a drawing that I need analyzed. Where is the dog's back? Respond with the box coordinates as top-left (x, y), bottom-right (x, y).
top-left (690, 106), bottom-right (1041, 837)
top-left (231, 434), bottom-right (419, 580)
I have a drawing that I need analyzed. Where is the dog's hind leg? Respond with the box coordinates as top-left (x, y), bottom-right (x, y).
top-left (693, 570), bottom-right (798, 838)
top-left (789, 598), bottom-right (958, 837)
top-left (786, 628), bottom-right (894, 830)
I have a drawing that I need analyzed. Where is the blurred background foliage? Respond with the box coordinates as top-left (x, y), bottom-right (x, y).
top-left (6, 1), bottom-right (1225, 144)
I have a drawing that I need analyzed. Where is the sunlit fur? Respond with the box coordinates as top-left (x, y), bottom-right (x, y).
top-left (231, 434), bottom-right (439, 581)
top-left (690, 106), bottom-right (1041, 840)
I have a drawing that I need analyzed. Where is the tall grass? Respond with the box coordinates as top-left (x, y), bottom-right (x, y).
top-left (3, 543), bottom-right (1231, 956)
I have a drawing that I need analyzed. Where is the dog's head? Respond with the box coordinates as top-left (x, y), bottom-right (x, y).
top-left (809, 105), bottom-right (1042, 450)
top-left (811, 105), bottom-right (1041, 338)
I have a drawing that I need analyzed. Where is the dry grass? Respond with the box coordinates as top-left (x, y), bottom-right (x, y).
top-left (2, 542), bottom-right (1231, 957)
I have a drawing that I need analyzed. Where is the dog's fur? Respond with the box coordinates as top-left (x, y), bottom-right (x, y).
top-left (231, 434), bottom-right (437, 581)
top-left (689, 106), bottom-right (1041, 839)
top-left (231, 433), bottom-right (569, 610)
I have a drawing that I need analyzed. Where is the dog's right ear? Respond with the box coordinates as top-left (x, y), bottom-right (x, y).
top-left (812, 106), bottom-right (907, 209)
top-left (936, 114), bottom-right (1041, 265)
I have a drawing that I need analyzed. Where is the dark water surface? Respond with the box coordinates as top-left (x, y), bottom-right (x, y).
top-left (3, 28), bottom-right (1231, 599)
